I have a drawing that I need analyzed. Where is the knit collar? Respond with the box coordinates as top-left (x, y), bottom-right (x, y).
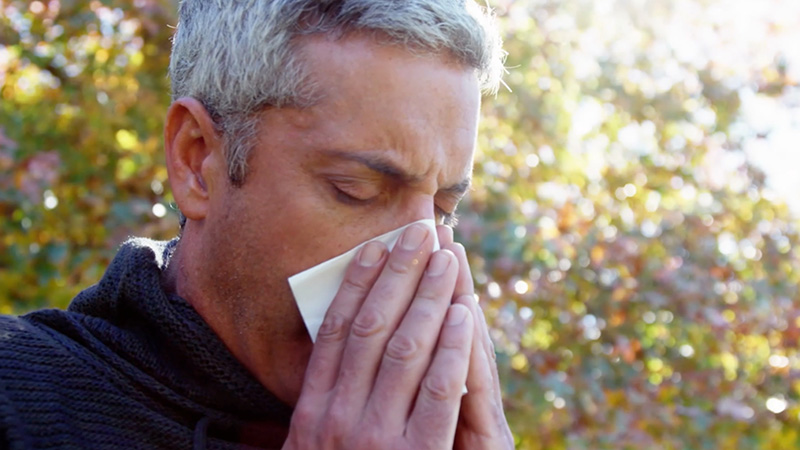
top-left (67, 237), bottom-right (293, 445)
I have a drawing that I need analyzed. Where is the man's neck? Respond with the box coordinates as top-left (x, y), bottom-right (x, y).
top-left (163, 234), bottom-right (312, 407)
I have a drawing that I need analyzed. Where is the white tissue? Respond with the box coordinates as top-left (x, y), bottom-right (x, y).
top-left (289, 219), bottom-right (439, 342)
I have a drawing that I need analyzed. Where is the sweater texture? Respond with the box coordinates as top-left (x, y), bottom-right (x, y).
top-left (0, 238), bottom-right (294, 449)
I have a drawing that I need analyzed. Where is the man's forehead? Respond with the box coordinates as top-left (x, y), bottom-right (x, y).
top-left (276, 36), bottom-right (481, 129)
top-left (296, 33), bottom-right (481, 98)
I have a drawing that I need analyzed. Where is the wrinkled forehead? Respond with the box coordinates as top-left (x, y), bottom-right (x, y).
top-left (284, 34), bottom-right (480, 187)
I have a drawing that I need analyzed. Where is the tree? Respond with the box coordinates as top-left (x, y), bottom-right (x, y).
top-left (2, 0), bottom-right (800, 448)
top-left (465, 0), bottom-right (800, 448)
top-left (0, 0), bottom-right (177, 311)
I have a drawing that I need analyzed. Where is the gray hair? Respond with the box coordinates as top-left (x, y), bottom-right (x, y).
top-left (169, 0), bottom-right (505, 186)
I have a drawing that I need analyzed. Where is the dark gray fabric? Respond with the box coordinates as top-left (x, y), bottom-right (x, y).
top-left (0, 238), bottom-right (293, 449)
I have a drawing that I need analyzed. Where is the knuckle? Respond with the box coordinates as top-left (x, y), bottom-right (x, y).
top-left (411, 303), bottom-right (438, 325)
top-left (292, 402), bottom-right (316, 426)
top-left (351, 307), bottom-right (386, 338)
top-left (340, 275), bottom-right (372, 297)
top-left (350, 413), bottom-right (387, 449)
top-left (316, 311), bottom-right (349, 343)
top-left (387, 257), bottom-right (412, 275)
top-left (385, 333), bottom-right (420, 362)
top-left (355, 429), bottom-right (383, 450)
top-left (321, 402), bottom-right (350, 440)
top-left (414, 287), bottom-right (445, 305)
top-left (422, 374), bottom-right (454, 401)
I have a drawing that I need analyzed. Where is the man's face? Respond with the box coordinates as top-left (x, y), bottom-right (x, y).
top-left (200, 33), bottom-right (480, 400)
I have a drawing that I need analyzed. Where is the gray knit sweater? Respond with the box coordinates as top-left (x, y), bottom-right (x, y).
top-left (0, 238), bottom-right (293, 449)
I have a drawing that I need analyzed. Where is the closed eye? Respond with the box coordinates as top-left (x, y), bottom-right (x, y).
top-left (329, 176), bottom-right (385, 206)
top-left (332, 184), bottom-right (373, 205)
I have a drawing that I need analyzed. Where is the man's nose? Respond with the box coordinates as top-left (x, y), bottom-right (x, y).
top-left (391, 194), bottom-right (438, 229)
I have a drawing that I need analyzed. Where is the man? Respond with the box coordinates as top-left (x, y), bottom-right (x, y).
top-left (0, 1), bottom-right (513, 448)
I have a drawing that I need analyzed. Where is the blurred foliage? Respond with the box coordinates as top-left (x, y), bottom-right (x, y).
top-left (466, 0), bottom-right (800, 448)
top-left (3, 0), bottom-right (800, 448)
top-left (0, 0), bottom-right (178, 311)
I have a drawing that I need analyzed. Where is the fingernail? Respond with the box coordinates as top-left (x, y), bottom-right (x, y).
top-left (426, 251), bottom-right (451, 277)
top-left (358, 241), bottom-right (384, 267)
top-left (446, 305), bottom-right (468, 326)
top-left (438, 225), bottom-right (454, 243)
top-left (400, 224), bottom-right (428, 250)
top-left (457, 294), bottom-right (478, 305)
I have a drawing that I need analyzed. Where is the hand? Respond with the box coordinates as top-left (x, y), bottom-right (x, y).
top-left (284, 223), bottom-right (475, 449)
top-left (437, 225), bottom-right (515, 450)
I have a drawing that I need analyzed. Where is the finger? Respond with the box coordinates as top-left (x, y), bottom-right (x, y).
top-left (472, 299), bottom-right (500, 383)
top-left (447, 244), bottom-right (492, 376)
top-left (405, 304), bottom-right (473, 448)
top-left (455, 295), bottom-right (497, 397)
top-left (441, 241), bottom-right (475, 301)
top-left (300, 241), bottom-right (387, 398)
top-left (439, 241), bottom-right (478, 355)
top-left (453, 294), bottom-right (510, 442)
top-left (333, 223), bottom-right (435, 408)
top-left (366, 249), bottom-right (459, 427)
top-left (436, 224), bottom-right (454, 247)
top-left (446, 245), bottom-right (493, 379)
top-left (436, 241), bottom-right (513, 445)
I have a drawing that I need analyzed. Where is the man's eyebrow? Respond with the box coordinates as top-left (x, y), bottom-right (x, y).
top-left (323, 150), bottom-right (418, 182)
top-left (323, 149), bottom-right (471, 196)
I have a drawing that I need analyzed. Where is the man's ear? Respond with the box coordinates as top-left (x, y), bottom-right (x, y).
top-left (164, 97), bottom-right (225, 224)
